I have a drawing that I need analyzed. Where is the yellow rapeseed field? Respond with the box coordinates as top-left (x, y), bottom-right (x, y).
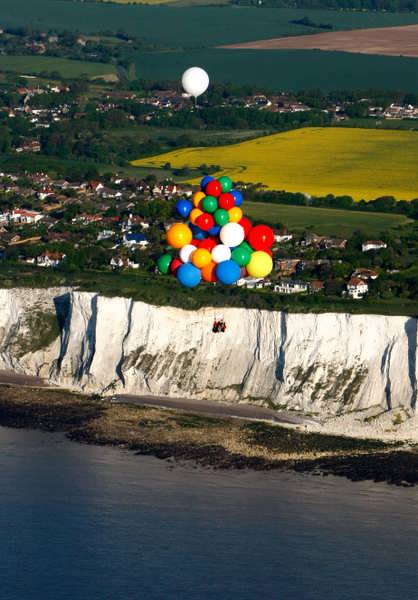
top-left (132, 127), bottom-right (418, 200)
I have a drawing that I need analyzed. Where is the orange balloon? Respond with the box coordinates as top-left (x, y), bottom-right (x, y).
top-left (192, 248), bottom-right (211, 269)
top-left (190, 208), bottom-right (203, 225)
top-left (166, 223), bottom-right (192, 249)
top-left (228, 206), bottom-right (243, 223)
top-left (201, 261), bottom-right (217, 283)
top-left (193, 191), bottom-right (206, 208)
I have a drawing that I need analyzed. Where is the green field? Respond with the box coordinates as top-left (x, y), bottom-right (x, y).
top-left (2, 1), bottom-right (418, 89)
top-left (0, 55), bottom-right (116, 79)
top-left (135, 48), bottom-right (418, 92)
top-left (3, 1), bottom-right (418, 48)
top-left (133, 127), bottom-right (418, 201)
top-left (245, 201), bottom-right (412, 236)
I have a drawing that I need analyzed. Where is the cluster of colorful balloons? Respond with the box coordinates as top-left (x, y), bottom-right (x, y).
top-left (157, 175), bottom-right (274, 288)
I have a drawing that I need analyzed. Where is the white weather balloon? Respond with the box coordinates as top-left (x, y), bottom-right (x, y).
top-left (182, 67), bottom-right (209, 98)
top-left (180, 244), bottom-right (197, 263)
top-left (220, 223), bottom-right (245, 248)
top-left (211, 244), bottom-right (231, 264)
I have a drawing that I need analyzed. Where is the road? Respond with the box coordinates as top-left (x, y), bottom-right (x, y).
top-left (0, 370), bottom-right (319, 428)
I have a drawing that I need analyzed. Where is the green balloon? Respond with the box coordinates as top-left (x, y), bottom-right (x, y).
top-left (232, 246), bottom-right (251, 266)
top-left (239, 241), bottom-right (254, 255)
top-left (214, 208), bottom-right (229, 226)
top-left (201, 195), bottom-right (218, 213)
top-left (219, 175), bottom-right (233, 193)
top-left (157, 253), bottom-right (172, 274)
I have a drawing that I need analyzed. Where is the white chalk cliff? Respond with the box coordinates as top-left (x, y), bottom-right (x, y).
top-left (0, 287), bottom-right (416, 419)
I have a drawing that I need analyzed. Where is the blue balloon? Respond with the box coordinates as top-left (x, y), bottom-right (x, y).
top-left (176, 199), bottom-right (193, 218)
top-left (215, 260), bottom-right (241, 285)
top-left (177, 263), bottom-right (201, 288)
top-left (230, 189), bottom-right (243, 207)
top-left (208, 225), bottom-right (221, 236)
top-left (200, 175), bottom-right (214, 190)
top-left (190, 224), bottom-right (207, 240)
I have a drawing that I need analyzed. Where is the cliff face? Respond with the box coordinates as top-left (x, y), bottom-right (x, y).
top-left (0, 288), bottom-right (417, 417)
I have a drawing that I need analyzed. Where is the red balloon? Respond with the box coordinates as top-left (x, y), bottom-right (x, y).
top-left (247, 224), bottom-right (275, 250)
top-left (239, 216), bottom-right (253, 238)
top-left (198, 237), bottom-right (217, 251)
top-left (195, 212), bottom-right (215, 232)
top-left (205, 179), bottom-right (222, 197)
top-left (170, 257), bottom-right (183, 274)
top-left (191, 238), bottom-right (200, 247)
top-left (218, 192), bottom-right (234, 210)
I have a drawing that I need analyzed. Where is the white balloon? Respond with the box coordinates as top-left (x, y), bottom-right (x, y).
top-left (182, 67), bottom-right (209, 98)
top-left (220, 223), bottom-right (245, 248)
top-left (180, 244), bottom-right (197, 263)
top-left (211, 244), bottom-right (231, 264)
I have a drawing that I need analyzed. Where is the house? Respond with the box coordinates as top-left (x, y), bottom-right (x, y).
top-left (236, 277), bottom-right (270, 289)
top-left (10, 209), bottom-right (43, 224)
top-left (36, 251), bottom-right (66, 268)
top-left (362, 240), bottom-right (387, 252)
top-left (346, 277), bottom-right (368, 299)
top-left (97, 230), bottom-right (115, 241)
top-left (16, 140), bottom-right (41, 153)
top-left (274, 229), bottom-right (293, 243)
top-left (274, 279), bottom-right (308, 294)
top-left (309, 280), bottom-right (325, 293)
top-left (0, 232), bottom-right (21, 245)
top-left (352, 268), bottom-right (379, 280)
top-left (89, 181), bottom-right (104, 193)
top-left (320, 238), bottom-right (347, 250)
top-left (275, 258), bottom-right (301, 276)
top-left (123, 232), bottom-right (149, 248)
top-left (110, 256), bottom-right (139, 270)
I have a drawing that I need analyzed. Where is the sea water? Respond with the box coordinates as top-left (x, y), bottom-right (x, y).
top-left (1, 426), bottom-right (417, 600)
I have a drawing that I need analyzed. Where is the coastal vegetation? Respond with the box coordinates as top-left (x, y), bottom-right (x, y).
top-left (133, 127), bottom-right (418, 200)
top-left (1, 263), bottom-right (417, 317)
top-left (13, 310), bottom-right (61, 357)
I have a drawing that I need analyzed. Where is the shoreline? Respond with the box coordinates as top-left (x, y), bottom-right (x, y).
top-left (2, 382), bottom-right (418, 486)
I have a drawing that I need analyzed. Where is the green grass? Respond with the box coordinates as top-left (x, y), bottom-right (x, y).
top-left (0, 55), bottom-right (116, 79)
top-left (246, 201), bottom-right (412, 236)
top-left (1, 263), bottom-right (417, 317)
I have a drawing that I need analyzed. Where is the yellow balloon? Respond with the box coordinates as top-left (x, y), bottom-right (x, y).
top-left (166, 223), bottom-right (192, 249)
top-left (228, 206), bottom-right (243, 223)
top-left (190, 208), bottom-right (203, 225)
top-left (193, 191), bottom-right (206, 208)
top-left (192, 248), bottom-right (212, 269)
top-left (246, 250), bottom-right (273, 278)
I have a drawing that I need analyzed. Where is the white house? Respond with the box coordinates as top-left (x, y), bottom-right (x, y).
top-left (346, 277), bottom-right (368, 299)
top-left (36, 251), bottom-right (66, 268)
top-left (362, 240), bottom-right (387, 252)
top-left (97, 230), bottom-right (115, 241)
top-left (236, 277), bottom-right (270, 289)
top-left (10, 209), bottom-right (43, 224)
top-left (274, 230), bottom-right (293, 243)
top-left (110, 256), bottom-right (139, 270)
top-left (274, 280), bottom-right (308, 294)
